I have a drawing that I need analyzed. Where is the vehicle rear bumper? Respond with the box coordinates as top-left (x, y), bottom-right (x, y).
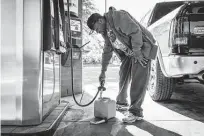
top-left (162, 55), bottom-right (204, 77)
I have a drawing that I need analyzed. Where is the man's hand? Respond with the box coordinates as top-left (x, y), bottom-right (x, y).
top-left (99, 71), bottom-right (106, 83)
top-left (134, 55), bottom-right (149, 68)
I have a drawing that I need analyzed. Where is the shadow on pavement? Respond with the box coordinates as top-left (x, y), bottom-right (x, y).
top-left (54, 118), bottom-right (181, 136)
top-left (127, 119), bottom-right (182, 136)
top-left (158, 83), bottom-right (204, 122)
top-left (57, 93), bottom-right (182, 136)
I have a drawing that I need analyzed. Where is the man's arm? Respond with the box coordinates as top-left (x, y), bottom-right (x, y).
top-left (101, 33), bottom-right (113, 73)
top-left (112, 11), bottom-right (143, 58)
top-left (98, 33), bottom-right (113, 82)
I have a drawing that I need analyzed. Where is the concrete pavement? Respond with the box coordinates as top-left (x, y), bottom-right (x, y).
top-left (54, 66), bottom-right (204, 136)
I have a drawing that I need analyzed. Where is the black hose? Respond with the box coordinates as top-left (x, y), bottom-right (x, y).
top-left (70, 48), bottom-right (100, 107)
top-left (66, 0), bottom-right (100, 107)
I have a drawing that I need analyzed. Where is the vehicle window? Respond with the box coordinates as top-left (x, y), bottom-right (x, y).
top-left (149, 2), bottom-right (184, 25)
top-left (140, 9), bottom-right (152, 27)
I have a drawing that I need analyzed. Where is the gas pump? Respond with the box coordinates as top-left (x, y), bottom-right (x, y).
top-left (61, 0), bottom-right (83, 97)
top-left (1, 0), bottom-right (67, 126)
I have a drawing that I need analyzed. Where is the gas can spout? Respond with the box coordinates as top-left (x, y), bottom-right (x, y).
top-left (99, 91), bottom-right (103, 99)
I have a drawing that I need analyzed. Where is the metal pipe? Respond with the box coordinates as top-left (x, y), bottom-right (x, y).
top-left (105, 0), bottom-right (107, 13)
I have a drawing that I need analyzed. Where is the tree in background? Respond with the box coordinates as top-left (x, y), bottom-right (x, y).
top-left (81, 0), bottom-right (120, 65)
top-left (81, 0), bottom-right (104, 64)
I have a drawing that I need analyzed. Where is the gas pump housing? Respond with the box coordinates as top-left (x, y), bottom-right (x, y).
top-left (61, 0), bottom-right (83, 97)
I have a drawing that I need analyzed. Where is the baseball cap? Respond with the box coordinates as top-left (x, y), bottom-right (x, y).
top-left (87, 13), bottom-right (102, 34)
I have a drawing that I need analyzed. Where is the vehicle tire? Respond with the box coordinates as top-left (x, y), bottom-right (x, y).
top-left (148, 59), bottom-right (175, 101)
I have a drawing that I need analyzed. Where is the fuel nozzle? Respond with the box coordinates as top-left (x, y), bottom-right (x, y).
top-left (98, 80), bottom-right (106, 99)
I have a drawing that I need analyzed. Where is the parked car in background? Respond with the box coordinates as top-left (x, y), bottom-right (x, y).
top-left (140, 0), bottom-right (204, 101)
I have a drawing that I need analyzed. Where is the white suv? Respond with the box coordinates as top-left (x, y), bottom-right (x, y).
top-left (140, 1), bottom-right (204, 101)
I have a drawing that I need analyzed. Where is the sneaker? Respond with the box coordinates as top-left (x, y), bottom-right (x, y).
top-left (116, 104), bottom-right (129, 111)
top-left (122, 112), bottom-right (143, 123)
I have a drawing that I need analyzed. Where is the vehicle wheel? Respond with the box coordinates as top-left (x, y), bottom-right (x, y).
top-left (148, 59), bottom-right (175, 101)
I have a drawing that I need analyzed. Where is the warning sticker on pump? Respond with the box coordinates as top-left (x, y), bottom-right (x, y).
top-left (71, 19), bottom-right (81, 32)
top-left (193, 27), bottom-right (204, 35)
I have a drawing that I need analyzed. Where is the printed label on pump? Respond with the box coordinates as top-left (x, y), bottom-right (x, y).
top-left (71, 19), bottom-right (81, 32)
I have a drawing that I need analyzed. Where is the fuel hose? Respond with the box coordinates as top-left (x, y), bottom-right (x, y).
top-left (66, 0), bottom-right (100, 107)
top-left (70, 48), bottom-right (101, 107)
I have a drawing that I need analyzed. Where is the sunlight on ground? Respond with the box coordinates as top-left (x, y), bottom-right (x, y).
top-left (126, 125), bottom-right (153, 136)
top-left (83, 84), bottom-right (99, 97)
